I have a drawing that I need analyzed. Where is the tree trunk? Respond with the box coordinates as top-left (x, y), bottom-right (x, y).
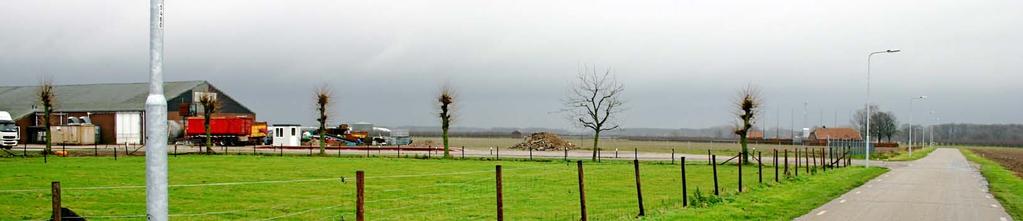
top-left (44, 107), bottom-right (52, 153)
top-left (591, 131), bottom-right (600, 161)
top-left (442, 126), bottom-right (450, 158)
top-left (740, 134), bottom-right (749, 164)
top-left (205, 115), bottom-right (212, 154)
top-left (319, 122), bottom-right (326, 155)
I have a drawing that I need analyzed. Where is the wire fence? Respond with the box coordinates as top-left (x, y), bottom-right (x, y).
top-left (3, 145), bottom-right (856, 220)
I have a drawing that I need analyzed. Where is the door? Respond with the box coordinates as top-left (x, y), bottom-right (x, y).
top-left (115, 112), bottom-right (142, 144)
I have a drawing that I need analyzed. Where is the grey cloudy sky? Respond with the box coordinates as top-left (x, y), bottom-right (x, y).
top-left (2, 0), bottom-right (1021, 130)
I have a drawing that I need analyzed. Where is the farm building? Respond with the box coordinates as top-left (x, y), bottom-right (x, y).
top-left (808, 127), bottom-right (862, 141)
top-left (0, 81), bottom-right (254, 144)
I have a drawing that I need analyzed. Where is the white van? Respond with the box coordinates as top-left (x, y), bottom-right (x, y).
top-left (0, 111), bottom-right (19, 148)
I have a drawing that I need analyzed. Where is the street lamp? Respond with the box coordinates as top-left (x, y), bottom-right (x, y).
top-left (864, 49), bottom-right (900, 168)
top-left (908, 96), bottom-right (926, 157)
top-left (146, 0), bottom-right (169, 220)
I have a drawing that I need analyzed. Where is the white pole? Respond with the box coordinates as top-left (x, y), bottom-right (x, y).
top-left (146, 0), bottom-right (169, 220)
top-left (865, 53), bottom-right (874, 167)
top-left (862, 49), bottom-right (900, 167)
top-left (908, 98), bottom-right (914, 156)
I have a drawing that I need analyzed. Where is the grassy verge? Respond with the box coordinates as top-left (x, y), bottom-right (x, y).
top-left (647, 166), bottom-right (886, 220)
top-left (962, 149), bottom-right (1023, 220)
top-left (0, 155), bottom-right (883, 220)
top-left (886, 147), bottom-right (937, 161)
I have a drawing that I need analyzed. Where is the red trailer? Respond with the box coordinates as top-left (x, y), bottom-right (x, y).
top-left (186, 116), bottom-right (254, 146)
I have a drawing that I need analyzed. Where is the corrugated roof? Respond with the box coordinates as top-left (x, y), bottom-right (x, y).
top-left (0, 81), bottom-right (206, 119)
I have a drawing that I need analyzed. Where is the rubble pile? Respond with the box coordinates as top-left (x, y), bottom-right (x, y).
top-left (511, 132), bottom-right (576, 151)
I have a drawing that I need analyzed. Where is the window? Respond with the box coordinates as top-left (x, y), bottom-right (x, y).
top-left (291, 128), bottom-right (296, 136)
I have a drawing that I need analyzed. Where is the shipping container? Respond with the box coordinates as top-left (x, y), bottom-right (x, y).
top-left (186, 116), bottom-right (254, 146)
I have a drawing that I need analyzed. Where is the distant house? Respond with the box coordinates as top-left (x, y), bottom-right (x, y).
top-left (511, 130), bottom-right (523, 138)
top-left (809, 127), bottom-right (862, 141)
top-left (0, 81), bottom-right (254, 144)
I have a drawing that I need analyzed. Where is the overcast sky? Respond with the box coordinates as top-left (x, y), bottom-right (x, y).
top-left (2, 0), bottom-right (1021, 130)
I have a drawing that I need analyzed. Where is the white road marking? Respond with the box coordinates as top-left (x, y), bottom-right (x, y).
top-left (855, 191), bottom-right (862, 194)
top-left (839, 199), bottom-right (847, 203)
top-left (816, 210), bottom-right (828, 216)
top-left (1001, 217), bottom-right (1009, 221)
top-left (992, 204), bottom-right (999, 208)
top-left (986, 195), bottom-right (993, 199)
top-left (867, 185), bottom-right (873, 188)
top-left (877, 179), bottom-right (883, 182)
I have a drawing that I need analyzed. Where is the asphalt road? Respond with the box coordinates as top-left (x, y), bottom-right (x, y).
top-left (797, 148), bottom-right (1012, 221)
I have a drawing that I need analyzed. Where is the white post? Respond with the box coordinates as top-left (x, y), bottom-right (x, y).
top-left (145, 0), bottom-right (169, 220)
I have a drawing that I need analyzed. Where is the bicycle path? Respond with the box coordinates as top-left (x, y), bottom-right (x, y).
top-left (797, 148), bottom-right (1011, 221)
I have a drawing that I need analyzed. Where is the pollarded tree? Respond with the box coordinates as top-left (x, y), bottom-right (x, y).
top-left (732, 85), bottom-right (761, 164)
top-left (314, 85), bottom-right (331, 155)
top-left (564, 66), bottom-right (625, 161)
top-left (197, 90), bottom-right (221, 154)
top-left (37, 79), bottom-right (56, 154)
top-left (438, 85), bottom-right (455, 158)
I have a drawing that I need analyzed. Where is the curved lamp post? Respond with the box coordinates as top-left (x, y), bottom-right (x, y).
top-left (864, 49), bottom-right (900, 167)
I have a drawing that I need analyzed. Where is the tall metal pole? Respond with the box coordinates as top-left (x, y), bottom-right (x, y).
top-left (863, 49), bottom-right (900, 168)
top-left (908, 96), bottom-right (926, 157)
top-left (145, 0), bottom-right (169, 220)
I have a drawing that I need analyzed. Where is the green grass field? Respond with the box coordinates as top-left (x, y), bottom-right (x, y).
top-left (417, 136), bottom-right (802, 155)
top-left (0, 155), bottom-right (884, 220)
top-left (962, 148), bottom-right (1023, 220)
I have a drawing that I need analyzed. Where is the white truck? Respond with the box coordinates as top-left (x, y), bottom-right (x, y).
top-left (0, 111), bottom-right (19, 149)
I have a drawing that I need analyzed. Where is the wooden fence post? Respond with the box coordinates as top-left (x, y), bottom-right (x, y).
top-left (671, 148), bottom-right (675, 165)
top-left (712, 155), bottom-right (719, 196)
top-left (577, 161), bottom-right (587, 221)
top-left (758, 151), bottom-right (763, 184)
top-left (529, 148), bottom-right (533, 161)
top-left (496, 165), bottom-right (504, 221)
top-left (805, 147), bottom-right (810, 174)
top-left (634, 148), bottom-right (638, 161)
top-left (707, 150), bottom-right (712, 165)
top-left (462, 146), bottom-right (465, 159)
top-left (113, 146), bottom-right (117, 160)
top-left (496, 146), bottom-right (500, 160)
top-left (773, 149), bottom-right (778, 182)
top-left (821, 147), bottom-right (826, 172)
top-left (812, 148), bottom-right (818, 174)
top-left (633, 160), bottom-right (645, 217)
top-left (795, 148), bottom-right (799, 177)
top-left (356, 171), bottom-right (365, 221)
top-left (738, 153), bottom-right (743, 193)
top-left (681, 157), bottom-right (687, 208)
top-left (564, 148), bottom-right (568, 161)
top-left (784, 149), bottom-right (789, 177)
top-left (52, 181), bottom-right (61, 221)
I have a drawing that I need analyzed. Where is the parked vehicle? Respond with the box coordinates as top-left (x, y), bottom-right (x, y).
top-left (0, 111), bottom-right (19, 149)
top-left (185, 116), bottom-right (254, 146)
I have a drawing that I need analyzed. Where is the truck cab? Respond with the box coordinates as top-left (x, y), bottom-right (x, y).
top-left (0, 111), bottom-right (19, 149)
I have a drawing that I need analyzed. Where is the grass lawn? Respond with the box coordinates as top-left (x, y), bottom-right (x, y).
top-left (1, 155), bottom-right (882, 220)
top-left (417, 136), bottom-right (805, 156)
top-left (962, 148), bottom-right (1023, 220)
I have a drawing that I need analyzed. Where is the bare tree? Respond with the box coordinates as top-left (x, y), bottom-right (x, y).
top-left (37, 79), bottom-right (56, 154)
top-left (197, 90), bottom-right (221, 154)
top-left (732, 85), bottom-right (761, 164)
top-left (315, 85), bottom-right (331, 155)
top-left (438, 85), bottom-right (455, 158)
top-left (564, 66), bottom-right (625, 161)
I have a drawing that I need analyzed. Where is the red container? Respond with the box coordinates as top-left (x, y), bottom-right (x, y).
top-left (185, 116), bottom-right (253, 137)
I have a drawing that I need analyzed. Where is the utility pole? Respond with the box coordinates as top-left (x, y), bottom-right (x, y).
top-left (145, 0), bottom-right (169, 220)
